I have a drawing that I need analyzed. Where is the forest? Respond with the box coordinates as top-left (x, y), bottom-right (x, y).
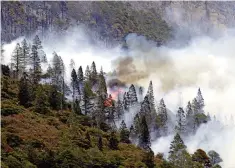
top-left (0, 35), bottom-right (223, 168)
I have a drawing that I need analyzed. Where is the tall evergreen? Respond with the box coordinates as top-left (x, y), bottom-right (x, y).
top-left (71, 68), bottom-right (78, 106)
top-left (123, 92), bottom-right (129, 110)
top-left (196, 88), bottom-right (205, 113)
top-left (98, 68), bottom-right (107, 99)
top-left (186, 101), bottom-right (194, 134)
top-left (34, 86), bottom-right (49, 114)
top-left (115, 96), bottom-right (124, 119)
top-left (168, 133), bottom-right (187, 167)
top-left (48, 85), bottom-right (61, 110)
top-left (30, 44), bottom-right (42, 85)
top-left (18, 72), bottom-right (30, 107)
top-left (138, 116), bottom-right (151, 150)
top-left (85, 65), bottom-right (91, 81)
top-left (192, 98), bottom-right (200, 115)
top-left (119, 120), bottom-right (130, 143)
top-left (176, 107), bottom-right (186, 134)
top-left (128, 84), bottom-right (138, 106)
top-left (90, 61), bottom-right (97, 84)
top-left (81, 81), bottom-right (94, 115)
top-left (139, 86), bottom-right (144, 102)
top-left (78, 66), bottom-right (84, 82)
top-left (147, 81), bottom-right (156, 114)
top-left (11, 43), bottom-right (23, 78)
top-left (21, 39), bottom-right (30, 72)
top-left (158, 98), bottom-right (168, 135)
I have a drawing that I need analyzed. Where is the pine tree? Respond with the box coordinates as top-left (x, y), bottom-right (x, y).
top-left (128, 84), bottom-right (138, 106)
top-left (11, 43), bottom-right (23, 78)
top-left (98, 69), bottom-right (107, 99)
top-left (32, 35), bottom-right (47, 63)
top-left (98, 136), bottom-right (103, 151)
top-left (69, 59), bottom-right (75, 71)
top-left (133, 113), bottom-right (141, 137)
top-left (168, 133), bottom-right (187, 167)
top-left (139, 96), bottom-right (151, 124)
top-left (147, 81), bottom-right (156, 114)
top-left (78, 66), bottom-right (84, 82)
top-left (115, 96), bottom-right (124, 119)
top-left (90, 61), bottom-right (97, 84)
top-left (109, 131), bottom-right (119, 150)
top-left (123, 92), bottom-right (129, 110)
top-left (21, 39), bottom-right (30, 72)
top-left (34, 86), bottom-right (49, 114)
top-left (139, 86), bottom-right (143, 102)
top-left (158, 98), bottom-right (168, 135)
top-left (119, 120), bottom-right (130, 143)
top-left (48, 85), bottom-right (61, 110)
top-left (74, 98), bottom-right (81, 115)
top-left (85, 65), bottom-right (91, 81)
top-left (176, 107), bottom-right (186, 134)
top-left (18, 72), bottom-right (30, 107)
top-left (186, 101), bottom-right (194, 134)
top-left (196, 88), bottom-right (205, 113)
top-left (138, 116), bottom-right (151, 150)
top-left (207, 113), bottom-right (211, 122)
top-left (71, 69), bottom-right (78, 108)
top-left (81, 81), bottom-right (94, 115)
top-left (30, 43), bottom-right (42, 85)
top-left (192, 98), bottom-right (200, 114)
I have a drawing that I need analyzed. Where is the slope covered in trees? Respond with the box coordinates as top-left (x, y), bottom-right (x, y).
top-left (1, 36), bottom-right (223, 168)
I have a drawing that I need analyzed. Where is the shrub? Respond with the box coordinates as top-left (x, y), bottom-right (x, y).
top-left (1, 100), bottom-right (24, 116)
top-left (6, 133), bottom-right (23, 148)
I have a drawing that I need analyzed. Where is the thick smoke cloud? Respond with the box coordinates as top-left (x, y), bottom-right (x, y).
top-left (3, 25), bottom-right (235, 168)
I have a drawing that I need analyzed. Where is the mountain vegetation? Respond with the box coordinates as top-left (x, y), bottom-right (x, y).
top-left (1, 36), bottom-right (222, 168)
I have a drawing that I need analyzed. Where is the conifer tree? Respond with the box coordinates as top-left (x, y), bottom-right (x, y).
top-left (34, 86), bottom-right (49, 114)
top-left (192, 98), bottom-right (200, 114)
top-left (109, 131), bottom-right (119, 150)
top-left (168, 133), bottom-right (188, 167)
top-left (98, 136), bottom-right (103, 151)
top-left (81, 81), bottom-right (94, 115)
top-left (208, 150), bottom-right (222, 166)
top-left (147, 81), bottom-right (156, 114)
top-left (78, 66), bottom-right (84, 82)
top-left (128, 84), bottom-right (138, 106)
top-left (123, 92), bottom-right (129, 110)
top-left (74, 98), bottom-right (81, 115)
top-left (98, 69), bottom-right (107, 99)
top-left (69, 59), bottom-right (75, 71)
top-left (21, 39), bottom-right (30, 72)
top-left (30, 42), bottom-right (42, 85)
top-left (186, 101), bottom-right (194, 134)
top-left (158, 98), bottom-right (168, 135)
top-left (18, 72), bottom-right (30, 107)
top-left (207, 113), bottom-right (211, 121)
top-left (176, 107), bottom-right (186, 134)
top-left (133, 113), bottom-right (141, 137)
top-left (48, 85), bottom-right (61, 110)
top-left (139, 86), bottom-right (144, 102)
top-left (196, 88), bottom-right (205, 113)
top-left (138, 116), bottom-right (151, 150)
top-left (71, 68), bottom-right (78, 107)
top-left (90, 61), bottom-right (97, 84)
top-left (115, 96), bottom-right (124, 119)
top-left (119, 120), bottom-right (130, 143)
top-left (11, 43), bottom-right (23, 78)
top-left (85, 65), bottom-right (91, 81)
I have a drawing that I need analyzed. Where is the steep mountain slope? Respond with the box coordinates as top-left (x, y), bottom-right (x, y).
top-left (2, 1), bottom-right (235, 44)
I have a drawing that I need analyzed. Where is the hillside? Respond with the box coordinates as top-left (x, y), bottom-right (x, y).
top-left (2, 1), bottom-right (235, 44)
top-left (1, 33), bottom-right (222, 167)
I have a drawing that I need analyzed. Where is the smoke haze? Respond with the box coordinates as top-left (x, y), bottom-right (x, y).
top-left (3, 24), bottom-right (235, 168)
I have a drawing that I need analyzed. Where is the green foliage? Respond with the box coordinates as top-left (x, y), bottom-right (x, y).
top-left (34, 86), bottom-right (50, 114)
top-left (1, 99), bottom-right (25, 116)
top-left (109, 131), bottom-right (119, 150)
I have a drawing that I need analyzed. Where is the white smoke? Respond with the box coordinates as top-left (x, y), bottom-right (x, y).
top-left (2, 25), bottom-right (235, 168)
